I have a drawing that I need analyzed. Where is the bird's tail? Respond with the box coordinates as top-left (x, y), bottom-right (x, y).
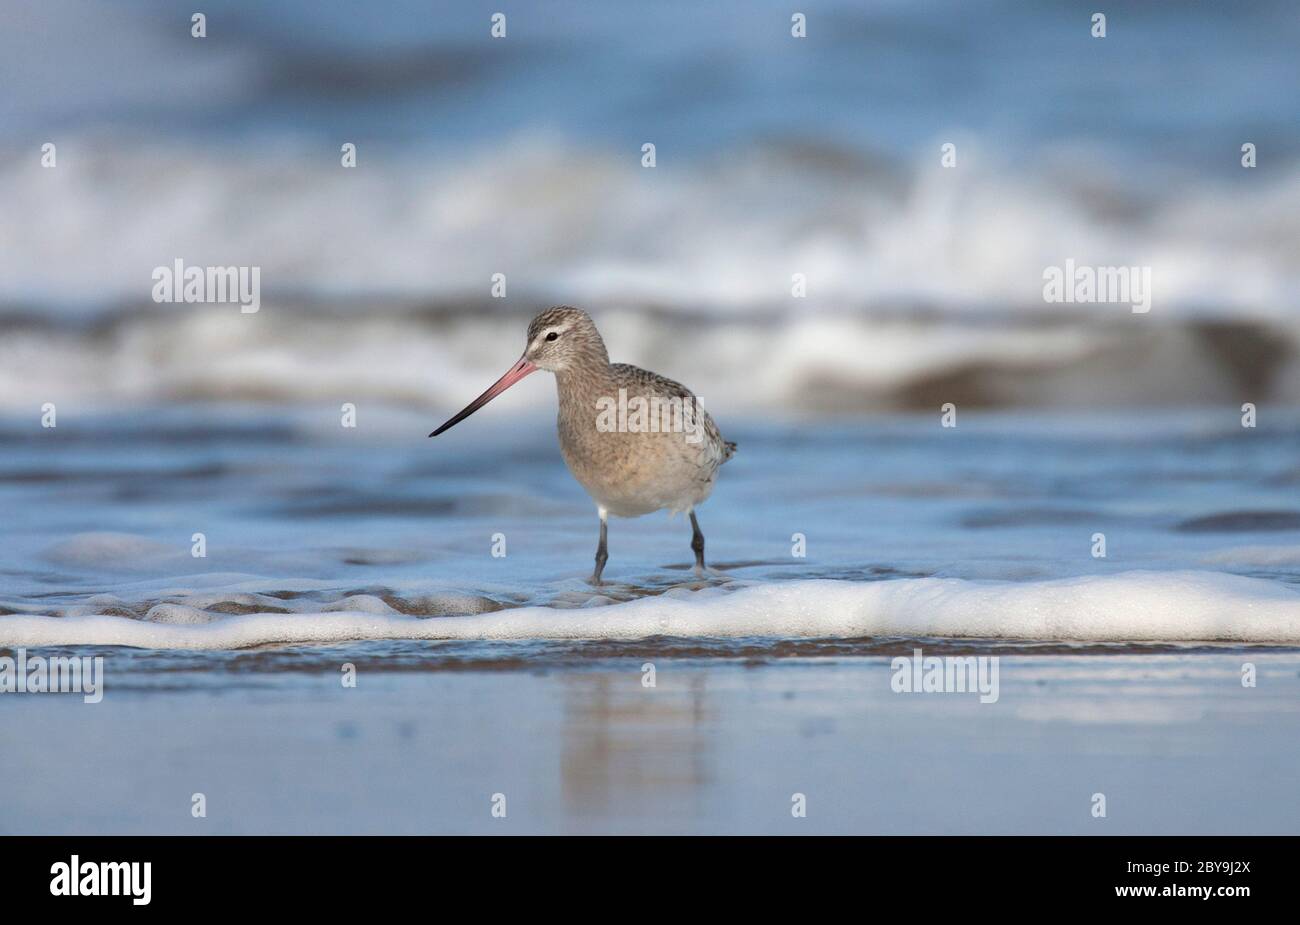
top-left (723, 440), bottom-right (737, 462)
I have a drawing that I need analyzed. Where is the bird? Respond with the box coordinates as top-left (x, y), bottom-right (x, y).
top-left (430, 306), bottom-right (736, 585)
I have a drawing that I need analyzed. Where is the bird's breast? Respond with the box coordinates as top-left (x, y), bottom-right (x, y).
top-left (556, 399), bottom-right (721, 516)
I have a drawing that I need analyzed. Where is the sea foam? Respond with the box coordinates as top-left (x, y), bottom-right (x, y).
top-left (2, 571), bottom-right (1298, 649)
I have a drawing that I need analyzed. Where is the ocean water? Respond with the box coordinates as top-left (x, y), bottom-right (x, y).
top-left (4, 404), bottom-right (1300, 835)
top-left (4, 406), bottom-right (1300, 647)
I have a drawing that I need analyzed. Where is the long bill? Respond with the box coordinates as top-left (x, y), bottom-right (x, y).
top-left (428, 357), bottom-right (538, 436)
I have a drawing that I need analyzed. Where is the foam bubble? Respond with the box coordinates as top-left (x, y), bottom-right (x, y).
top-left (2, 571), bottom-right (1297, 649)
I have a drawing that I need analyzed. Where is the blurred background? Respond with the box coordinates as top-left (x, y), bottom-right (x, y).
top-left (2, 0), bottom-right (1297, 416)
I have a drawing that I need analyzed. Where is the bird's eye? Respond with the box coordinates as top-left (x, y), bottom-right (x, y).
top-left (546, 332), bottom-right (559, 342)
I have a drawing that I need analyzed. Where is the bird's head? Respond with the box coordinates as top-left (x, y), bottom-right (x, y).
top-left (522, 305), bottom-right (609, 373)
top-left (428, 306), bottom-right (608, 437)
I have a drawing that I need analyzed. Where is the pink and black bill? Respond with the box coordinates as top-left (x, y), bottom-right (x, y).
top-left (429, 357), bottom-right (538, 436)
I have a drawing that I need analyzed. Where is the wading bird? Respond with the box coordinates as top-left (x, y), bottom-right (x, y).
top-left (430, 307), bottom-right (735, 584)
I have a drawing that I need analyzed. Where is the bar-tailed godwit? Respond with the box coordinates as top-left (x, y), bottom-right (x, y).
top-left (430, 306), bottom-right (736, 584)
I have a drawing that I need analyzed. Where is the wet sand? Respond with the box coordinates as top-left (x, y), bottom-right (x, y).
top-left (2, 648), bottom-right (1297, 835)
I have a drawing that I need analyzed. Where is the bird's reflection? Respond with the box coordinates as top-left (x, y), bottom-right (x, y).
top-left (559, 671), bottom-right (713, 826)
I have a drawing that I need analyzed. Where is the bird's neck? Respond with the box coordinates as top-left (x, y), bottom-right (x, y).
top-left (555, 360), bottom-right (616, 420)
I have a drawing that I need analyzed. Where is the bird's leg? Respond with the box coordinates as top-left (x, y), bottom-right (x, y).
top-left (590, 508), bottom-right (609, 586)
top-left (689, 510), bottom-right (706, 576)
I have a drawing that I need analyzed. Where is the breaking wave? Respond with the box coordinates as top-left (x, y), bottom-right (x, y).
top-left (1, 132), bottom-right (1298, 412)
